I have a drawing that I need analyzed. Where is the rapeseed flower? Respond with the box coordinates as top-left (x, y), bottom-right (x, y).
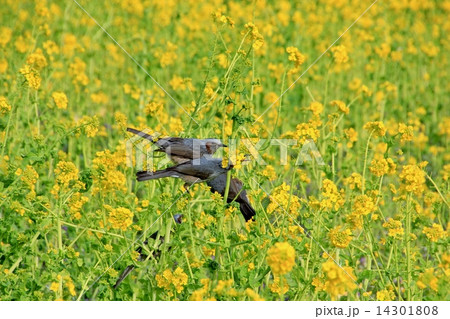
top-left (422, 224), bottom-right (446, 242)
top-left (108, 207), bottom-right (133, 231)
top-left (329, 227), bottom-right (353, 248)
top-left (266, 242), bottom-right (296, 275)
top-left (321, 259), bottom-right (357, 300)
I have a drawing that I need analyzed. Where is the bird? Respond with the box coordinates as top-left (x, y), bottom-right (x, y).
top-left (136, 156), bottom-right (232, 185)
top-left (207, 173), bottom-right (256, 222)
top-left (127, 127), bottom-right (226, 164)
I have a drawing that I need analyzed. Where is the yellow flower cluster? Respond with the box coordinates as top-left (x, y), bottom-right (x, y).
top-left (329, 227), bottom-right (353, 249)
top-left (416, 268), bottom-right (438, 292)
top-left (244, 22), bottom-right (264, 50)
top-left (422, 224), bottom-right (446, 242)
top-left (26, 48), bottom-right (47, 70)
top-left (51, 92), bottom-right (68, 110)
top-left (269, 275), bottom-right (289, 294)
top-left (398, 123), bottom-right (414, 142)
top-left (266, 242), bottom-right (296, 275)
top-left (68, 193), bottom-right (89, 220)
top-left (212, 12), bottom-right (234, 27)
top-left (320, 179), bottom-right (345, 211)
top-left (69, 57), bottom-right (89, 86)
top-left (286, 46), bottom-right (306, 68)
top-left (369, 155), bottom-right (396, 176)
top-left (266, 183), bottom-right (301, 217)
top-left (17, 165), bottom-right (39, 194)
top-left (156, 267), bottom-right (188, 297)
top-left (49, 275), bottom-right (76, 298)
top-left (0, 26), bottom-right (12, 47)
top-left (382, 218), bottom-right (404, 239)
top-left (330, 100), bottom-right (349, 114)
top-left (344, 128), bottom-right (358, 148)
top-left (19, 65), bottom-right (41, 90)
top-left (107, 207), bottom-right (133, 231)
top-left (295, 123), bottom-right (320, 144)
top-left (77, 115), bottom-right (99, 138)
top-left (344, 173), bottom-right (363, 190)
top-left (213, 279), bottom-right (238, 297)
top-left (0, 96), bottom-right (11, 115)
top-left (376, 286), bottom-right (396, 301)
top-left (316, 259), bottom-right (357, 300)
top-left (54, 161), bottom-right (79, 188)
top-left (363, 121), bottom-right (386, 137)
top-left (399, 163), bottom-right (427, 196)
top-left (245, 288), bottom-right (265, 301)
top-left (190, 278), bottom-right (212, 301)
top-left (331, 45), bottom-right (349, 64)
top-left (309, 101), bottom-right (324, 117)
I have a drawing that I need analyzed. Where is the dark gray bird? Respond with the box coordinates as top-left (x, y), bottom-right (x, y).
top-left (127, 127), bottom-right (226, 164)
top-left (136, 157), bottom-right (232, 185)
top-left (207, 173), bottom-right (256, 222)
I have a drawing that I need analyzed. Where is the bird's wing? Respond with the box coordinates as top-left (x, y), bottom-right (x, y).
top-left (127, 127), bottom-right (156, 142)
top-left (174, 162), bottom-right (214, 180)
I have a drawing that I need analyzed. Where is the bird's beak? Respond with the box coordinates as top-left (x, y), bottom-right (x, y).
top-left (221, 144), bottom-right (228, 147)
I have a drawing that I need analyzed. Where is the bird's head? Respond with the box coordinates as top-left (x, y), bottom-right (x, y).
top-left (205, 139), bottom-right (227, 154)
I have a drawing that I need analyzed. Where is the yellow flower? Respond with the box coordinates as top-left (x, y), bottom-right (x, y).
top-left (330, 100), bottom-right (349, 114)
top-left (49, 282), bottom-right (59, 293)
top-left (267, 183), bottom-right (301, 217)
top-left (0, 27), bottom-right (12, 47)
top-left (321, 259), bottom-right (357, 300)
top-left (399, 164), bottom-right (426, 196)
top-left (376, 287), bottom-right (396, 301)
top-left (144, 100), bottom-right (164, 116)
top-left (54, 161), bottom-right (79, 188)
top-left (417, 268), bottom-right (439, 292)
top-left (286, 46), bottom-right (306, 68)
top-left (295, 123), bottom-right (320, 144)
top-left (245, 288), bottom-right (265, 301)
top-left (344, 128), bottom-right (358, 148)
top-left (266, 242), bottom-right (296, 275)
top-left (213, 279), bottom-right (234, 295)
top-left (78, 115), bottom-right (99, 137)
top-left (261, 165), bottom-right (277, 180)
top-left (422, 224), bottom-right (446, 242)
top-left (0, 96), bottom-right (11, 115)
top-left (156, 267), bottom-right (188, 296)
top-left (398, 123), bottom-right (414, 142)
top-left (383, 218), bottom-right (404, 239)
top-left (19, 65), bottom-right (41, 90)
top-left (21, 165), bottom-right (39, 191)
top-left (269, 275), bottom-right (289, 294)
top-left (245, 22), bottom-right (264, 50)
top-left (51, 92), bottom-right (68, 110)
top-left (320, 179), bottom-right (345, 211)
top-left (108, 207), bottom-right (133, 231)
top-left (309, 101), bottom-right (324, 116)
top-left (26, 48), bottom-right (47, 70)
top-left (363, 121), bottom-right (386, 137)
top-left (344, 173), bottom-right (363, 190)
top-left (331, 45), bottom-right (349, 64)
top-left (369, 155), bottom-right (396, 176)
top-left (329, 227), bottom-right (353, 248)
top-left (114, 111), bottom-right (127, 131)
top-left (0, 58), bottom-right (7, 73)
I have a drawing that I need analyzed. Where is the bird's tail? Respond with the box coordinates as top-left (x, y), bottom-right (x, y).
top-left (113, 265), bottom-right (135, 289)
top-left (136, 169), bottom-right (178, 182)
top-left (127, 127), bottom-right (156, 143)
top-left (239, 201), bottom-right (256, 222)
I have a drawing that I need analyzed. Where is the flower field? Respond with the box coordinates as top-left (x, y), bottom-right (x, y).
top-left (0, 0), bottom-right (449, 301)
